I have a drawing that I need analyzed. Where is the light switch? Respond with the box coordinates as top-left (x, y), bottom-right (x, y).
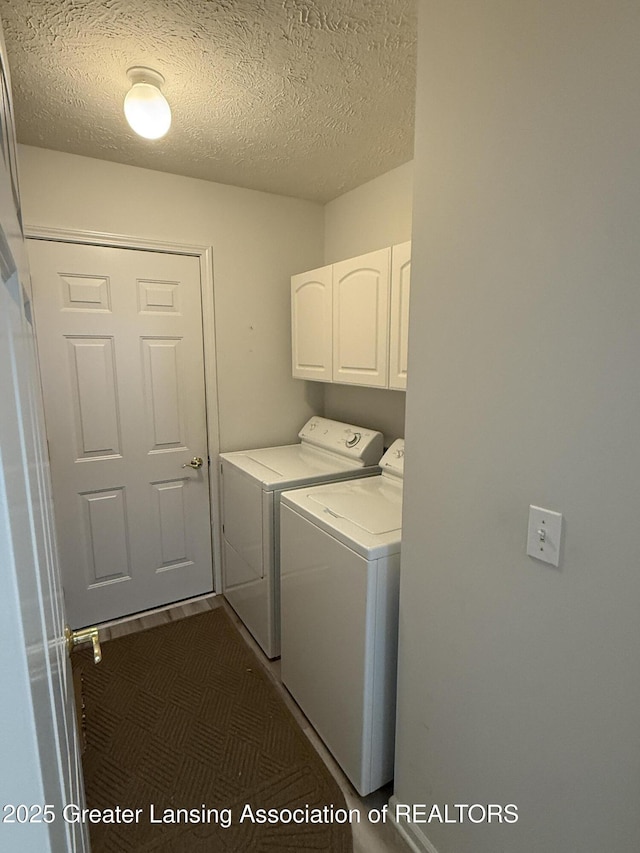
top-left (527, 505), bottom-right (562, 567)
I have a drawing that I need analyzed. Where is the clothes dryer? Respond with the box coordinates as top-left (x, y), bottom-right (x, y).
top-left (219, 417), bottom-right (383, 658)
top-left (280, 439), bottom-right (404, 796)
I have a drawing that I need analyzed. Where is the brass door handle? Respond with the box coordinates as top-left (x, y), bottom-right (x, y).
top-left (182, 456), bottom-right (204, 470)
top-left (65, 625), bottom-right (102, 664)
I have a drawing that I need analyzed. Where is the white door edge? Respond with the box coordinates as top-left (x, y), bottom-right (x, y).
top-left (25, 225), bottom-right (223, 595)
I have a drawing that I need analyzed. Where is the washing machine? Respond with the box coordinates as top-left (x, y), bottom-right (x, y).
top-left (279, 438), bottom-right (404, 796)
top-left (219, 417), bottom-right (384, 659)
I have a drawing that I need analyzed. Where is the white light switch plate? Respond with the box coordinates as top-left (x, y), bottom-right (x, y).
top-left (527, 505), bottom-right (562, 567)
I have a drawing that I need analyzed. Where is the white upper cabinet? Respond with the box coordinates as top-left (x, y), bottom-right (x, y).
top-left (291, 242), bottom-right (410, 390)
top-left (291, 265), bottom-right (333, 381)
top-left (332, 248), bottom-right (391, 387)
top-left (389, 241), bottom-right (411, 390)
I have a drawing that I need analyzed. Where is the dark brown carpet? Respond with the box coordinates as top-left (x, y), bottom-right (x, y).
top-left (73, 608), bottom-right (353, 852)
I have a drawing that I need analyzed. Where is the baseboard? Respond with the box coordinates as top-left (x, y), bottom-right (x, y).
top-left (388, 795), bottom-right (441, 853)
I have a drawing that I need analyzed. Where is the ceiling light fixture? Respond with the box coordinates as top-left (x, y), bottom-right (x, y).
top-left (124, 67), bottom-right (171, 140)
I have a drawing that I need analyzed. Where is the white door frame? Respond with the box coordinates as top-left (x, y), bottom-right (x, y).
top-left (25, 225), bottom-right (223, 595)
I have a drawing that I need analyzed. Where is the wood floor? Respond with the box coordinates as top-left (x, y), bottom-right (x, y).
top-left (93, 593), bottom-right (414, 853)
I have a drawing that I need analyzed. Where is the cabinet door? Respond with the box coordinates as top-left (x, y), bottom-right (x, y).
top-left (389, 241), bottom-right (411, 390)
top-left (332, 248), bottom-right (391, 387)
top-left (291, 265), bottom-right (332, 381)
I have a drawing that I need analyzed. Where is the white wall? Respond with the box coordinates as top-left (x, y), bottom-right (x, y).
top-left (17, 145), bottom-right (324, 452)
top-left (322, 161), bottom-right (413, 443)
top-left (324, 160), bottom-right (414, 265)
top-left (395, 3), bottom-right (640, 853)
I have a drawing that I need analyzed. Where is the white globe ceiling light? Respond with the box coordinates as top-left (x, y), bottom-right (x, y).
top-left (124, 67), bottom-right (171, 140)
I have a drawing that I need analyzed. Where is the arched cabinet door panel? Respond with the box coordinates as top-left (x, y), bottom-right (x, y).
top-left (332, 248), bottom-right (391, 388)
top-left (291, 265), bottom-right (332, 381)
top-left (389, 241), bottom-right (411, 391)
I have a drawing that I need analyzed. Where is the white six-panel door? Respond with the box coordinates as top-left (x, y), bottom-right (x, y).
top-left (29, 240), bottom-right (213, 628)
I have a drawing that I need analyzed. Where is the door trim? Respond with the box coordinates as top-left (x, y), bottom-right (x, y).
top-left (25, 225), bottom-right (223, 594)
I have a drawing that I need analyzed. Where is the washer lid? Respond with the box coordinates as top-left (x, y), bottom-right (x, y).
top-left (308, 479), bottom-right (402, 534)
top-left (220, 443), bottom-right (379, 490)
top-left (281, 475), bottom-right (403, 559)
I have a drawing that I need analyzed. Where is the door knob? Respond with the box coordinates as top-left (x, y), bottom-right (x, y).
top-left (65, 625), bottom-right (102, 664)
top-left (182, 456), bottom-right (204, 469)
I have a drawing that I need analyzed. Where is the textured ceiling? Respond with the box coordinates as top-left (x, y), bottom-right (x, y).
top-left (0, 0), bottom-right (416, 202)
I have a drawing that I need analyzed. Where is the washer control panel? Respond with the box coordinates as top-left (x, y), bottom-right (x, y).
top-left (379, 438), bottom-right (405, 478)
top-left (299, 418), bottom-right (383, 465)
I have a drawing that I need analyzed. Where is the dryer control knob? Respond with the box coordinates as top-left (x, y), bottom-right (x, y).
top-left (346, 432), bottom-right (361, 448)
